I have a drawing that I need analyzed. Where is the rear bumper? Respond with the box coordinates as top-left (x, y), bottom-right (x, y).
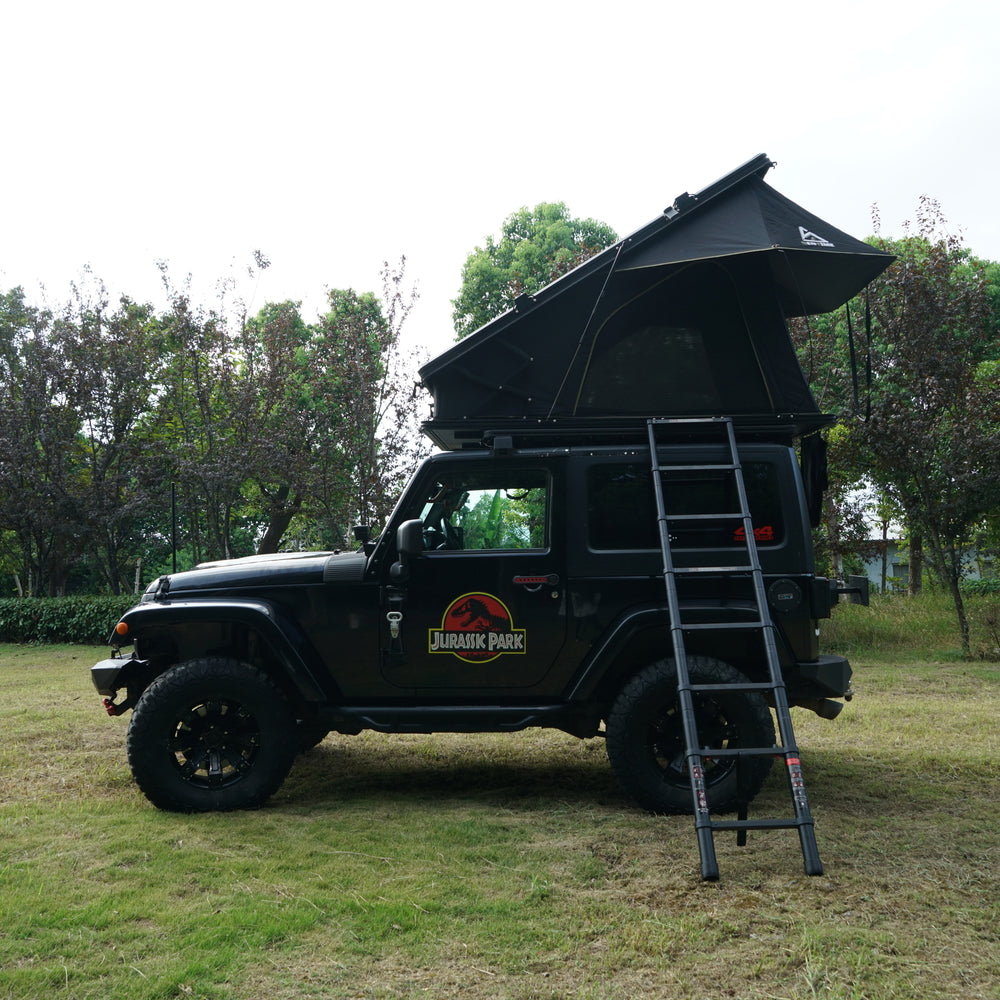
top-left (794, 654), bottom-right (853, 698)
top-left (787, 654), bottom-right (853, 718)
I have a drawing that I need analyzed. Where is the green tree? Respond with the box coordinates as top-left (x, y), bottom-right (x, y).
top-left (451, 202), bottom-right (617, 340)
top-left (152, 287), bottom-right (252, 564)
top-left (1, 254), bottom-right (428, 587)
top-left (60, 284), bottom-right (167, 593)
top-left (302, 259), bottom-right (423, 543)
top-left (794, 200), bottom-right (1000, 653)
top-left (0, 288), bottom-right (87, 595)
top-left (218, 259), bottom-right (423, 556)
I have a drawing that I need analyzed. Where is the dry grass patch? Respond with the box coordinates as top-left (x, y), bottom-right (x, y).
top-left (1, 645), bottom-right (998, 999)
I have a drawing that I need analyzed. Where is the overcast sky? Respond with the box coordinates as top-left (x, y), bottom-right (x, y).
top-left (3, 0), bottom-right (997, 360)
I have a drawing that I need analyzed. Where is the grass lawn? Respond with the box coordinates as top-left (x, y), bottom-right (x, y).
top-left (1, 633), bottom-right (998, 999)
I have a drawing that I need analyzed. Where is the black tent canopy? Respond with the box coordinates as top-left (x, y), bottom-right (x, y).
top-left (419, 155), bottom-right (894, 450)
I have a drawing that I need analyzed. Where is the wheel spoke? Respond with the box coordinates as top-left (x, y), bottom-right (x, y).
top-left (206, 750), bottom-right (225, 785)
top-left (179, 748), bottom-right (210, 780)
top-left (162, 697), bottom-right (262, 788)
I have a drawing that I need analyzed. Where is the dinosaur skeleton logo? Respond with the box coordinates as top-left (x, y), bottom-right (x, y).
top-left (429, 593), bottom-right (526, 663)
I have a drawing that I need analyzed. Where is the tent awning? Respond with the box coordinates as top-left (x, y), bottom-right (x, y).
top-left (420, 155), bottom-right (894, 450)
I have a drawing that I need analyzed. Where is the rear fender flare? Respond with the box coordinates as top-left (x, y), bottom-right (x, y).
top-left (565, 601), bottom-right (772, 704)
top-left (565, 604), bottom-right (670, 703)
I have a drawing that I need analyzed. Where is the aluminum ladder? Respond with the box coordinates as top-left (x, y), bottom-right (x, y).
top-left (647, 416), bottom-right (823, 880)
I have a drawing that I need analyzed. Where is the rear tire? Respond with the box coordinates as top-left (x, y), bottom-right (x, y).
top-left (127, 657), bottom-right (297, 812)
top-left (606, 656), bottom-right (775, 814)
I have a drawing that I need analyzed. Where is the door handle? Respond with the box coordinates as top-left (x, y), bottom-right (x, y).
top-left (512, 574), bottom-right (560, 587)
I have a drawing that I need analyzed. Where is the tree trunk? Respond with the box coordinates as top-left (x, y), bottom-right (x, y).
top-left (908, 532), bottom-right (923, 596)
top-left (257, 486), bottom-right (303, 555)
top-left (943, 539), bottom-right (971, 656)
top-left (948, 572), bottom-right (971, 657)
top-left (880, 519), bottom-right (889, 593)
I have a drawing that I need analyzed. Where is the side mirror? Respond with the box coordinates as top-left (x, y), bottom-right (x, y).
top-left (353, 524), bottom-right (377, 556)
top-left (390, 519), bottom-right (424, 584)
top-left (396, 519), bottom-right (424, 558)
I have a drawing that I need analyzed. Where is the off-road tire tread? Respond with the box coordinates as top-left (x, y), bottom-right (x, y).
top-left (127, 657), bottom-right (296, 812)
top-left (606, 656), bottom-right (775, 815)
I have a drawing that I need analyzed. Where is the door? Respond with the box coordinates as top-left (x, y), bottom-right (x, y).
top-left (381, 462), bottom-right (567, 693)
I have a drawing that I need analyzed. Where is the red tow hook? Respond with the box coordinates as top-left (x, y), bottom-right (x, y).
top-left (103, 697), bottom-right (124, 717)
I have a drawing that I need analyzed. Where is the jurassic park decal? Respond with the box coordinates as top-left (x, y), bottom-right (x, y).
top-left (428, 593), bottom-right (526, 663)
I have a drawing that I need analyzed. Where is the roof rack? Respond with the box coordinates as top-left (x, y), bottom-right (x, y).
top-left (422, 413), bottom-right (834, 452)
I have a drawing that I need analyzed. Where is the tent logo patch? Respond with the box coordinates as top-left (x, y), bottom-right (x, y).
top-left (428, 593), bottom-right (526, 662)
top-left (799, 226), bottom-right (834, 248)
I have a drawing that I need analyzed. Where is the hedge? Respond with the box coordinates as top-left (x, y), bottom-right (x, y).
top-left (961, 578), bottom-right (1000, 595)
top-left (3, 582), bottom-right (998, 644)
top-left (0, 596), bottom-right (137, 645)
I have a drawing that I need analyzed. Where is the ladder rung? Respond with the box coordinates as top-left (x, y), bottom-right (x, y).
top-left (684, 681), bottom-right (780, 693)
top-left (655, 463), bottom-right (737, 472)
top-left (677, 621), bottom-right (767, 631)
top-left (672, 565), bottom-right (754, 574)
top-left (648, 416), bottom-right (732, 427)
top-left (649, 416), bottom-right (731, 425)
top-left (663, 512), bottom-right (744, 522)
top-left (709, 818), bottom-right (808, 832)
top-left (686, 745), bottom-right (788, 758)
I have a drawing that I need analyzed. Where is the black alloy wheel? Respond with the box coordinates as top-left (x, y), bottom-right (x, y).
top-left (127, 657), bottom-right (297, 812)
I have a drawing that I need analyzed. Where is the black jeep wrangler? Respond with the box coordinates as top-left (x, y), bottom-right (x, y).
top-left (92, 155), bottom-right (890, 822)
top-left (93, 432), bottom-right (852, 814)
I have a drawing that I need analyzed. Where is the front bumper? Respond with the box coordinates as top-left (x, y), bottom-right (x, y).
top-left (91, 655), bottom-right (150, 696)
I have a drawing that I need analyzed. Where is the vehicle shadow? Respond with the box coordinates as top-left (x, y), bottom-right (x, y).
top-left (276, 733), bottom-right (998, 822)
top-left (277, 732), bottom-right (626, 812)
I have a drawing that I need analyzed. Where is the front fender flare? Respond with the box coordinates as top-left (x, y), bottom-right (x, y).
top-left (117, 598), bottom-right (330, 702)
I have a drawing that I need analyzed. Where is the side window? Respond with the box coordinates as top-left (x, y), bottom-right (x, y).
top-left (417, 471), bottom-right (548, 551)
top-left (587, 465), bottom-right (658, 550)
top-left (587, 462), bottom-right (784, 550)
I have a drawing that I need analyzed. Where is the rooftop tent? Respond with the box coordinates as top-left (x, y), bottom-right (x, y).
top-left (419, 155), bottom-right (895, 450)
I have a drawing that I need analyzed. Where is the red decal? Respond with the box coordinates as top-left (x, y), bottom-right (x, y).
top-left (734, 525), bottom-right (775, 542)
top-left (428, 593), bottom-right (526, 663)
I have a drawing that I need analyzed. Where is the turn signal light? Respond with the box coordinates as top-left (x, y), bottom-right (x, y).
top-left (115, 622), bottom-right (129, 636)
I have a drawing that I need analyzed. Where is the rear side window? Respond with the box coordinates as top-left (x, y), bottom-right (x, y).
top-left (587, 462), bottom-right (784, 551)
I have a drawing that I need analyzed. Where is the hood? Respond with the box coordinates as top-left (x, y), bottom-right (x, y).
top-left (148, 550), bottom-right (366, 597)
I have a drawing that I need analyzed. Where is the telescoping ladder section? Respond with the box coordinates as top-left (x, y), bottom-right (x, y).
top-left (647, 416), bottom-right (822, 880)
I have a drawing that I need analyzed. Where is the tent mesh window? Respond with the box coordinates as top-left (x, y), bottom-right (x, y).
top-left (574, 267), bottom-right (772, 416)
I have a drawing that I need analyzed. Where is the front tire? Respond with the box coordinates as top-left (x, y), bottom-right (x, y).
top-left (606, 657), bottom-right (775, 814)
top-left (296, 721), bottom-right (330, 753)
top-left (127, 657), bottom-right (297, 812)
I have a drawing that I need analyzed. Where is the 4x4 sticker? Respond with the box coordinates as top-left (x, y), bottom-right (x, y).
top-left (429, 593), bottom-right (526, 662)
top-left (734, 524), bottom-right (775, 543)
